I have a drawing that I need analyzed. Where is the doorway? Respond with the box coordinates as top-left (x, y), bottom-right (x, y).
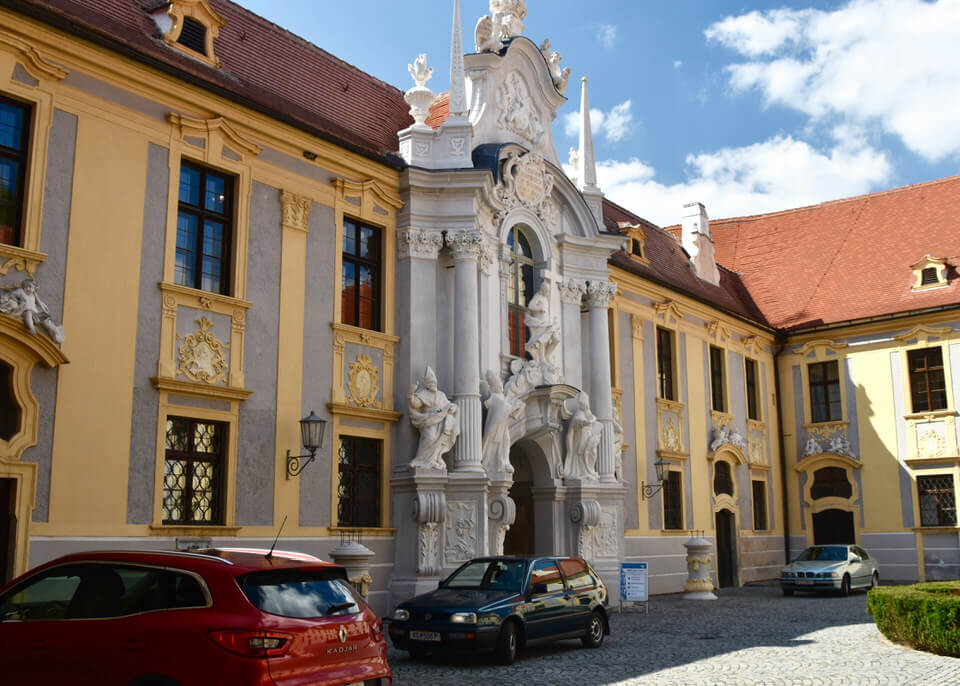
top-left (0, 478), bottom-right (15, 584)
top-left (813, 509), bottom-right (855, 545)
top-left (503, 445), bottom-right (534, 555)
top-left (715, 508), bottom-right (737, 588)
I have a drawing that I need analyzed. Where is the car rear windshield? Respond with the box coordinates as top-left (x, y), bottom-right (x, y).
top-left (443, 560), bottom-right (525, 591)
top-left (796, 546), bottom-right (847, 562)
top-left (238, 569), bottom-right (361, 619)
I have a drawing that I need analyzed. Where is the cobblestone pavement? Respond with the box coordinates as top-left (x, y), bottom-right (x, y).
top-left (387, 584), bottom-right (959, 685)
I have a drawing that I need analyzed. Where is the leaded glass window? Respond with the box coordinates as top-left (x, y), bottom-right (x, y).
top-left (341, 219), bottom-right (381, 331)
top-left (918, 475), bottom-right (956, 527)
top-left (0, 95), bottom-right (31, 246)
top-left (752, 480), bottom-right (768, 530)
top-left (809, 361), bottom-right (842, 423)
top-left (162, 417), bottom-right (226, 525)
top-left (176, 161), bottom-right (233, 295)
top-left (337, 436), bottom-right (380, 527)
top-left (908, 347), bottom-right (947, 413)
top-left (506, 225), bottom-right (535, 357)
top-left (810, 466), bottom-right (852, 500)
top-left (714, 461), bottom-right (734, 496)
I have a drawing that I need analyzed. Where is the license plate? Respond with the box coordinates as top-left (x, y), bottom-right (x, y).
top-left (797, 579), bottom-right (814, 585)
top-left (409, 630), bottom-right (441, 642)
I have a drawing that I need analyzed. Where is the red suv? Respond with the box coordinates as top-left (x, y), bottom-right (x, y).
top-left (0, 548), bottom-right (391, 686)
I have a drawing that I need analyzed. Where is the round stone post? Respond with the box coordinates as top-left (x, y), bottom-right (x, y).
top-left (330, 538), bottom-right (376, 598)
top-left (683, 533), bottom-right (718, 600)
top-left (446, 230), bottom-right (484, 472)
top-left (586, 280), bottom-right (617, 482)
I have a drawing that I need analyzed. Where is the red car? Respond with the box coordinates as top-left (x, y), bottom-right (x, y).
top-left (0, 548), bottom-right (391, 686)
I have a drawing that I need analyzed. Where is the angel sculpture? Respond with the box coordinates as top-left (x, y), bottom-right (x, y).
top-left (407, 367), bottom-right (460, 471)
top-left (0, 278), bottom-right (65, 344)
top-left (481, 369), bottom-right (525, 474)
top-left (563, 392), bottom-right (601, 481)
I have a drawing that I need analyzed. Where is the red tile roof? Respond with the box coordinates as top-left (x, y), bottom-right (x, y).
top-left (425, 92), bottom-right (449, 129)
top-left (5, 0), bottom-right (413, 165)
top-left (664, 175), bottom-right (960, 331)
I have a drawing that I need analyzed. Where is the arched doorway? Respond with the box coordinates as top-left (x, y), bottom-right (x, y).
top-left (503, 445), bottom-right (534, 555)
top-left (813, 509), bottom-right (855, 544)
top-left (715, 508), bottom-right (737, 588)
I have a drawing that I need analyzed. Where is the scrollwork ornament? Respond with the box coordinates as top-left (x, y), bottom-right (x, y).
top-left (585, 280), bottom-right (617, 309)
top-left (347, 354), bottom-right (380, 408)
top-left (177, 317), bottom-right (229, 384)
top-left (280, 190), bottom-right (313, 231)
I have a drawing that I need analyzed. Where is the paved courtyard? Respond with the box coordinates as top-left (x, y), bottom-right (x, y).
top-left (387, 584), bottom-right (960, 685)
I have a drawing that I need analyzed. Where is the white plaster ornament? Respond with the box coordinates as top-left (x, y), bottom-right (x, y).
top-left (407, 366), bottom-right (460, 471)
top-left (539, 39), bottom-right (571, 94)
top-left (481, 369), bottom-right (525, 474)
top-left (404, 53), bottom-right (435, 127)
top-left (563, 391), bottom-right (602, 481)
top-left (0, 278), bottom-right (65, 344)
top-left (474, 0), bottom-right (527, 53)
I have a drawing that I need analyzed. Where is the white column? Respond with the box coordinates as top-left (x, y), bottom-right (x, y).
top-left (559, 278), bottom-right (586, 388)
top-left (446, 230), bottom-right (484, 472)
top-left (586, 280), bottom-right (617, 482)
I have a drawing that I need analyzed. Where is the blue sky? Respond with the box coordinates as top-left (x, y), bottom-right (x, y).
top-left (235, 0), bottom-right (960, 226)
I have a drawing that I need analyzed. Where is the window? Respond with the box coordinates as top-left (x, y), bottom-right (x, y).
top-left (337, 436), bottom-right (381, 527)
top-left (713, 461), bottom-right (733, 496)
top-left (558, 558), bottom-right (595, 591)
top-left (529, 559), bottom-right (564, 594)
top-left (745, 358), bottom-right (760, 420)
top-left (176, 162), bottom-right (233, 295)
top-left (908, 347), bottom-right (948, 413)
top-left (752, 480), bottom-right (767, 530)
top-left (663, 470), bottom-right (683, 530)
top-left (240, 569), bottom-right (361, 619)
top-left (810, 466), bottom-right (852, 500)
top-left (341, 219), bottom-right (381, 331)
top-left (657, 327), bottom-right (675, 401)
top-left (709, 346), bottom-right (726, 412)
top-left (177, 17), bottom-right (208, 54)
top-left (162, 417), bottom-right (227, 525)
top-left (809, 360), bottom-right (842, 423)
top-left (506, 225), bottom-right (535, 357)
top-left (920, 267), bottom-right (939, 286)
top-left (0, 359), bottom-right (19, 441)
top-left (0, 95), bottom-right (31, 247)
top-left (918, 475), bottom-right (956, 527)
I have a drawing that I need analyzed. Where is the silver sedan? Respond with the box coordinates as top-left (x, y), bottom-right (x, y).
top-left (779, 544), bottom-right (880, 596)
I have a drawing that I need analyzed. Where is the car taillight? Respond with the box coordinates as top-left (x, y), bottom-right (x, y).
top-left (208, 630), bottom-right (293, 657)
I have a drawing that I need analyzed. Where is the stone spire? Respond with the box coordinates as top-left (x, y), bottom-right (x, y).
top-left (577, 77), bottom-right (599, 192)
top-left (449, 0), bottom-right (468, 120)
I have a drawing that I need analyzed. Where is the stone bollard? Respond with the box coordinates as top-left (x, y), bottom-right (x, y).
top-left (683, 533), bottom-right (717, 600)
top-left (330, 538), bottom-right (376, 598)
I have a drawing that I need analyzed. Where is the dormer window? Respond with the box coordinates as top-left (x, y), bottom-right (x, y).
top-left (910, 255), bottom-right (948, 291)
top-left (152, 1), bottom-right (226, 68)
top-left (619, 222), bottom-right (649, 265)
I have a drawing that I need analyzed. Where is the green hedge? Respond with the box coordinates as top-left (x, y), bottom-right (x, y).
top-left (867, 581), bottom-right (960, 657)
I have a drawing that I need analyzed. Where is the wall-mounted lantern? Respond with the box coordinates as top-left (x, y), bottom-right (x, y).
top-left (641, 456), bottom-right (670, 500)
top-left (285, 411), bottom-right (326, 479)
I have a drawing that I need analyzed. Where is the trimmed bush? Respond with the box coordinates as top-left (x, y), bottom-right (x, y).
top-left (867, 581), bottom-right (960, 657)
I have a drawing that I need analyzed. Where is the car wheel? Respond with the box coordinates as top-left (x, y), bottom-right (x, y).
top-left (782, 587), bottom-right (794, 597)
top-left (495, 621), bottom-right (519, 665)
top-left (840, 574), bottom-right (851, 596)
top-left (581, 610), bottom-right (604, 649)
top-left (870, 571), bottom-right (879, 589)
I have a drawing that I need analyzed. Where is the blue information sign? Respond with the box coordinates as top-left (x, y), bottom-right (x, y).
top-left (620, 562), bottom-right (648, 608)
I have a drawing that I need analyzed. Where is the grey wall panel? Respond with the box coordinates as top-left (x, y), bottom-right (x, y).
top-left (299, 203), bottom-right (335, 526)
top-left (644, 321), bottom-right (660, 529)
top-left (890, 351), bottom-right (914, 528)
top-left (730, 351), bottom-right (747, 438)
top-left (680, 333), bottom-right (693, 527)
top-left (21, 109), bottom-right (77, 522)
top-left (166, 394), bottom-right (231, 412)
top-left (126, 143), bottom-right (168, 524)
top-left (923, 533), bottom-right (960, 581)
top-left (236, 182), bottom-right (282, 525)
top-left (619, 311), bottom-right (638, 529)
top-left (258, 148), bottom-right (335, 186)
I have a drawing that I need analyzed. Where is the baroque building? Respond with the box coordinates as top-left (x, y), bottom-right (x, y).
top-left (0, 0), bottom-right (956, 609)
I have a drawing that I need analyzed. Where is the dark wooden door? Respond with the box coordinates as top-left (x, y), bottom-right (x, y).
top-left (503, 480), bottom-right (533, 555)
top-left (813, 509), bottom-right (855, 545)
top-left (715, 509), bottom-right (737, 588)
top-left (0, 478), bottom-right (14, 584)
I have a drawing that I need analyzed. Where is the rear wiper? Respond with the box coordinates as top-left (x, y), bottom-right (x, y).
top-left (324, 602), bottom-right (355, 616)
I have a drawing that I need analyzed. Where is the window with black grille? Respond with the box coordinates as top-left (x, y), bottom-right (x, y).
top-left (713, 461), bottom-right (734, 496)
top-left (162, 417), bottom-right (226, 525)
top-left (810, 466), bottom-right (852, 500)
top-left (663, 470), bottom-right (683, 530)
top-left (337, 436), bottom-right (381, 527)
top-left (752, 480), bottom-right (768, 530)
top-left (176, 161), bottom-right (233, 295)
top-left (918, 475), bottom-right (956, 527)
top-left (177, 17), bottom-right (208, 55)
top-left (710, 346), bottom-right (726, 412)
top-left (657, 327), bottom-right (675, 401)
top-left (0, 94), bottom-right (31, 247)
top-left (745, 358), bottom-right (760, 420)
top-left (908, 347), bottom-right (947, 413)
top-left (341, 219), bottom-right (381, 331)
top-left (809, 360), bottom-right (842, 423)
top-left (920, 267), bottom-right (940, 286)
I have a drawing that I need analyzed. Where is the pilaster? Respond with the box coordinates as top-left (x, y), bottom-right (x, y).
top-left (586, 280), bottom-right (617, 481)
top-left (559, 278), bottom-right (586, 388)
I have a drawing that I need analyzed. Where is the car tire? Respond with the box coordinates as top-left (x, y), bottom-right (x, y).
top-left (581, 610), bottom-right (604, 649)
top-left (840, 574), bottom-right (851, 596)
top-left (495, 621), bottom-right (519, 665)
top-left (870, 571), bottom-right (879, 589)
top-left (782, 587), bottom-right (794, 597)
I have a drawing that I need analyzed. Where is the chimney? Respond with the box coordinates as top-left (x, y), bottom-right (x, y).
top-left (681, 202), bottom-right (720, 286)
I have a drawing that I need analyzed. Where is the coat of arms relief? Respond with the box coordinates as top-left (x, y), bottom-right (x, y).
top-left (177, 317), bottom-right (228, 384)
top-left (494, 150), bottom-right (558, 229)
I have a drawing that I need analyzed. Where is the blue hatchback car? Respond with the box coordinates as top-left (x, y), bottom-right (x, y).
top-left (388, 556), bottom-right (609, 664)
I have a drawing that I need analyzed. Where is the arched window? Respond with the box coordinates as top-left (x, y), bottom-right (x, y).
top-left (0, 359), bottom-right (20, 441)
top-left (506, 225), bottom-right (536, 357)
top-left (714, 461), bottom-right (734, 496)
top-left (811, 467), bottom-right (852, 500)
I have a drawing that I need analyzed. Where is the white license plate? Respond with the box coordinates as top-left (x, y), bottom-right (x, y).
top-left (409, 630), bottom-right (441, 642)
top-left (797, 579), bottom-right (814, 585)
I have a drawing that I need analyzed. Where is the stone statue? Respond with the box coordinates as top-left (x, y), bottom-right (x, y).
top-left (475, 0), bottom-right (527, 53)
top-left (408, 53), bottom-right (433, 88)
top-left (0, 278), bottom-right (65, 344)
top-left (564, 392), bottom-right (601, 480)
top-left (539, 39), bottom-right (571, 94)
top-left (613, 419), bottom-right (625, 482)
top-left (524, 281), bottom-right (560, 374)
top-left (481, 369), bottom-right (524, 474)
top-left (408, 367), bottom-right (460, 471)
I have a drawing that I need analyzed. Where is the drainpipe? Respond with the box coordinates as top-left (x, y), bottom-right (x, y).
top-left (773, 331), bottom-right (791, 563)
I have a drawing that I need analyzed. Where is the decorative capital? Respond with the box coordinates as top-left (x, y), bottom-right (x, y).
top-left (585, 280), bottom-right (617, 309)
top-left (446, 230), bottom-right (486, 261)
top-left (397, 229), bottom-right (444, 260)
top-left (558, 278), bottom-right (586, 306)
top-left (280, 191), bottom-right (313, 231)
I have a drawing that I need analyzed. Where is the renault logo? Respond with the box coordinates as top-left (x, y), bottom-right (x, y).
top-left (338, 625), bottom-right (348, 643)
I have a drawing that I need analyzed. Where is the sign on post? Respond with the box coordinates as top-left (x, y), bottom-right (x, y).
top-left (620, 562), bottom-right (648, 614)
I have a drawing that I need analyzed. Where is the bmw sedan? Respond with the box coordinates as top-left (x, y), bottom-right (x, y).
top-left (780, 544), bottom-right (880, 596)
top-left (388, 556), bottom-right (609, 664)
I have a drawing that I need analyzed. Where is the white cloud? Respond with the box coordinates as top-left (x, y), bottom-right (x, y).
top-left (673, 60), bottom-right (683, 69)
top-left (590, 134), bottom-right (892, 227)
top-left (563, 100), bottom-right (634, 143)
top-left (597, 24), bottom-right (617, 49)
top-left (706, 0), bottom-right (960, 162)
